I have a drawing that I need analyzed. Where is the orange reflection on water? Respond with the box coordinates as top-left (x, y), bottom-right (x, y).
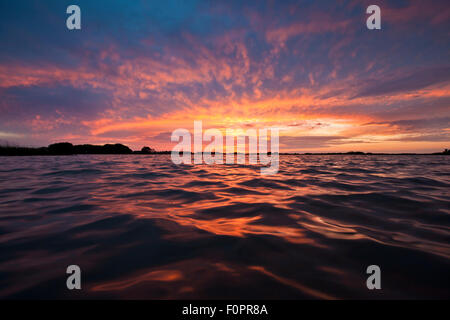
top-left (170, 215), bottom-right (314, 244)
top-left (91, 269), bottom-right (182, 292)
top-left (301, 216), bottom-right (367, 240)
top-left (248, 266), bottom-right (336, 300)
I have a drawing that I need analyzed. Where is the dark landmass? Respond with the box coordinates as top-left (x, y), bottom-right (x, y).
top-left (0, 143), bottom-right (448, 156)
top-left (0, 143), bottom-right (170, 156)
top-left (281, 149), bottom-right (450, 155)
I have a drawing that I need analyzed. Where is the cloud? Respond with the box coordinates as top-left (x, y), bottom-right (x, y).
top-left (280, 135), bottom-right (349, 149)
top-left (354, 67), bottom-right (450, 98)
top-left (389, 134), bottom-right (450, 143)
top-left (0, 0), bottom-right (449, 152)
top-left (0, 84), bottom-right (111, 120)
top-left (365, 117), bottom-right (450, 132)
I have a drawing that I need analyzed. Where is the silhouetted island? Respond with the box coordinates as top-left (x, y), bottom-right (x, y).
top-left (0, 143), bottom-right (448, 156)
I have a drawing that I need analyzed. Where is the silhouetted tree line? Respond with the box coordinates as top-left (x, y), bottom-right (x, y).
top-left (0, 143), bottom-right (447, 156)
top-left (0, 142), bottom-right (169, 156)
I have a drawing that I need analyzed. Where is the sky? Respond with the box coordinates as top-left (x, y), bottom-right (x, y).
top-left (0, 0), bottom-right (449, 153)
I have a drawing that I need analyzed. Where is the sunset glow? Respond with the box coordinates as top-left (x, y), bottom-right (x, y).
top-left (0, 0), bottom-right (449, 153)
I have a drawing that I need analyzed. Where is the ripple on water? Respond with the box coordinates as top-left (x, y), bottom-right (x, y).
top-left (0, 154), bottom-right (449, 299)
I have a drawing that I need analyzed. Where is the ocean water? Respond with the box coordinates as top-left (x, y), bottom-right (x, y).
top-left (0, 154), bottom-right (448, 299)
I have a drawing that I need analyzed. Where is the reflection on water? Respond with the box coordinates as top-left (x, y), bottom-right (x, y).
top-left (0, 154), bottom-right (448, 299)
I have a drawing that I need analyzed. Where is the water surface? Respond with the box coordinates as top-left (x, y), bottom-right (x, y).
top-left (0, 155), bottom-right (449, 299)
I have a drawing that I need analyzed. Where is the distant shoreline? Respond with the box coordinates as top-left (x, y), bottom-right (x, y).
top-left (1, 142), bottom-right (448, 156)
